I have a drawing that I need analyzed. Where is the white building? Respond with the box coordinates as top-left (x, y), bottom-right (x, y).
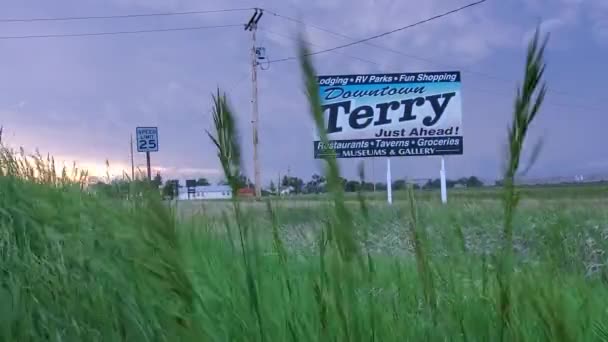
top-left (280, 186), bottom-right (295, 196)
top-left (178, 185), bottom-right (232, 200)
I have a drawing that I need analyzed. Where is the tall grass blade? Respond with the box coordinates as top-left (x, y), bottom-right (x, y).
top-left (407, 185), bottom-right (437, 323)
top-left (206, 87), bottom-right (265, 341)
top-left (498, 26), bottom-right (549, 341)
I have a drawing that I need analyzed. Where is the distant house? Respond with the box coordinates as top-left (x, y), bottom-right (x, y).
top-left (280, 186), bottom-right (295, 196)
top-left (178, 185), bottom-right (232, 200)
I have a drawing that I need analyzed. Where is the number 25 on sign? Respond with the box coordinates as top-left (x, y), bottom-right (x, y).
top-left (136, 127), bottom-right (159, 152)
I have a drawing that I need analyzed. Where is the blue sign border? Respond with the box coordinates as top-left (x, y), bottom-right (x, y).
top-left (315, 71), bottom-right (463, 159)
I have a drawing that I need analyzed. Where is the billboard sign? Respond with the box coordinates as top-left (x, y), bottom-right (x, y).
top-left (136, 127), bottom-right (159, 152)
top-left (314, 72), bottom-right (462, 159)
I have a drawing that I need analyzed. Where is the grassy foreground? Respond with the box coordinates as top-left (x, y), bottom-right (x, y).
top-left (2, 171), bottom-right (608, 341)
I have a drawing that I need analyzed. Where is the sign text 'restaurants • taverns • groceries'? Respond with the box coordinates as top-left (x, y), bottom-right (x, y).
top-left (314, 72), bottom-right (463, 159)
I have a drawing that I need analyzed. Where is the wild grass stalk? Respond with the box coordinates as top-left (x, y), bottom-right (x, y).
top-left (265, 200), bottom-right (301, 340)
top-left (356, 163), bottom-right (377, 341)
top-left (297, 30), bottom-right (373, 341)
top-left (406, 185), bottom-right (437, 323)
top-left (498, 26), bottom-right (549, 340)
top-left (206, 87), bottom-right (266, 341)
top-left (297, 32), bottom-right (360, 264)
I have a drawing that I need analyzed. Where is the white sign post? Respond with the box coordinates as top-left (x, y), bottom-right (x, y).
top-left (440, 157), bottom-right (447, 204)
top-left (386, 158), bottom-right (393, 205)
top-left (136, 127), bottom-right (159, 181)
top-left (314, 72), bottom-right (463, 204)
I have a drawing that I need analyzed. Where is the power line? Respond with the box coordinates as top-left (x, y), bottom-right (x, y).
top-left (260, 28), bottom-right (382, 69)
top-left (266, 7), bottom-right (604, 111)
top-left (261, 25), bottom-right (604, 113)
top-left (0, 24), bottom-right (243, 40)
top-left (0, 8), bottom-right (254, 23)
top-left (266, 0), bottom-right (487, 64)
top-left (262, 31), bottom-right (599, 113)
top-left (266, 9), bottom-right (503, 81)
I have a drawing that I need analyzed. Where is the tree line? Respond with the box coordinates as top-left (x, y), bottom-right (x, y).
top-left (271, 174), bottom-right (484, 195)
top-left (90, 172), bottom-right (485, 199)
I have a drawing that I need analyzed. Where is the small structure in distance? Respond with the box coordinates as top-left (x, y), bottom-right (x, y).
top-left (178, 185), bottom-right (232, 200)
top-left (237, 187), bottom-right (255, 198)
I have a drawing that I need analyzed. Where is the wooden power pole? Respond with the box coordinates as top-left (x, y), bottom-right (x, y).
top-left (245, 8), bottom-right (264, 199)
top-left (130, 134), bottom-right (135, 180)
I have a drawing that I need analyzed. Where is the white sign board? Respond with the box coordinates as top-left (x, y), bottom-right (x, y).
top-left (314, 72), bottom-right (463, 158)
top-left (136, 127), bottom-right (158, 152)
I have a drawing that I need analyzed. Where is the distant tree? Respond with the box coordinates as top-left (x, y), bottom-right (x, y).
top-left (196, 178), bottom-right (210, 186)
top-left (90, 181), bottom-right (113, 197)
top-left (269, 181), bottom-right (277, 194)
top-left (312, 174), bottom-right (325, 183)
top-left (282, 176), bottom-right (304, 194)
top-left (338, 177), bottom-right (348, 191)
top-left (236, 173), bottom-right (252, 189)
top-left (111, 178), bottom-right (132, 197)
top-left (375, 182), bottom-right (387, 191)
top-left (447, 179), bottom-right (460, 188)
top-left (425, 178), bottom-right (442, 189)
top-left (423, 177), bottom-right (482, 189)
top-left (466, 176), bottom-right (484, 187)
top-left (152, 172), bottom-right (162, 188)
top-left (293, 178), bottom-right (304, 194)
top-left (303, 180), bottom-right (315, 194)
top-left (345, 180), bottom-right (360, 192)
top-left (304, 173), bottom-right (326, 194)
top-left (217, 173), bottom-right (250, 189)
top-left (162, 179), bottom-right (179, 199)
top-left (392, 179), bottom-right (407, 191)
top-left (361, 181), bottom-right (375, 192)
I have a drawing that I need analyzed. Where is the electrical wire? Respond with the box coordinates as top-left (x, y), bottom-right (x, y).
top-left (265, 6), bottom-right (605, 111)
top-left (0, 24), bottom-right (243, 40)
top-left (266, 8), bottom-right (503, 80)
top-left (0, 8), bottom-right (255, 23)
top-left (261, 24), bottom-right (604, 113)
top-left (260, 28), bottom-right (382, 68)
top-left (266, 0), bottom-right (487, 64)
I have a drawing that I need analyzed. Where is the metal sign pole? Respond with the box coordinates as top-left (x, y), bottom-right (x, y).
top-left (146, 151), bottom-right (151, 181)
top-left (440, 157), bottom-right (447, 204)
top-left (130, 134), bottom-right (135, 180)
top-left (386, 158), bottom-right (393, 205)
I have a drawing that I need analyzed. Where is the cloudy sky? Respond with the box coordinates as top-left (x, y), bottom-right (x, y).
top-left (1, 0), bottom-right (606, 184)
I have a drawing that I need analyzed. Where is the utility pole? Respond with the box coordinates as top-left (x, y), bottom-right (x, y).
top-left (245, 8), bottom-right (264, 199)
top-left (372, 159), bottom-right (376, 192)
top-left (130, 134), bottom-right (135, 180)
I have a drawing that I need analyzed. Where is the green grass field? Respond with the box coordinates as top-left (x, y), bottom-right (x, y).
top-left (3, 173), bottom-right (608, 341)
top-left (267, 182), bottom-right (608, 203)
